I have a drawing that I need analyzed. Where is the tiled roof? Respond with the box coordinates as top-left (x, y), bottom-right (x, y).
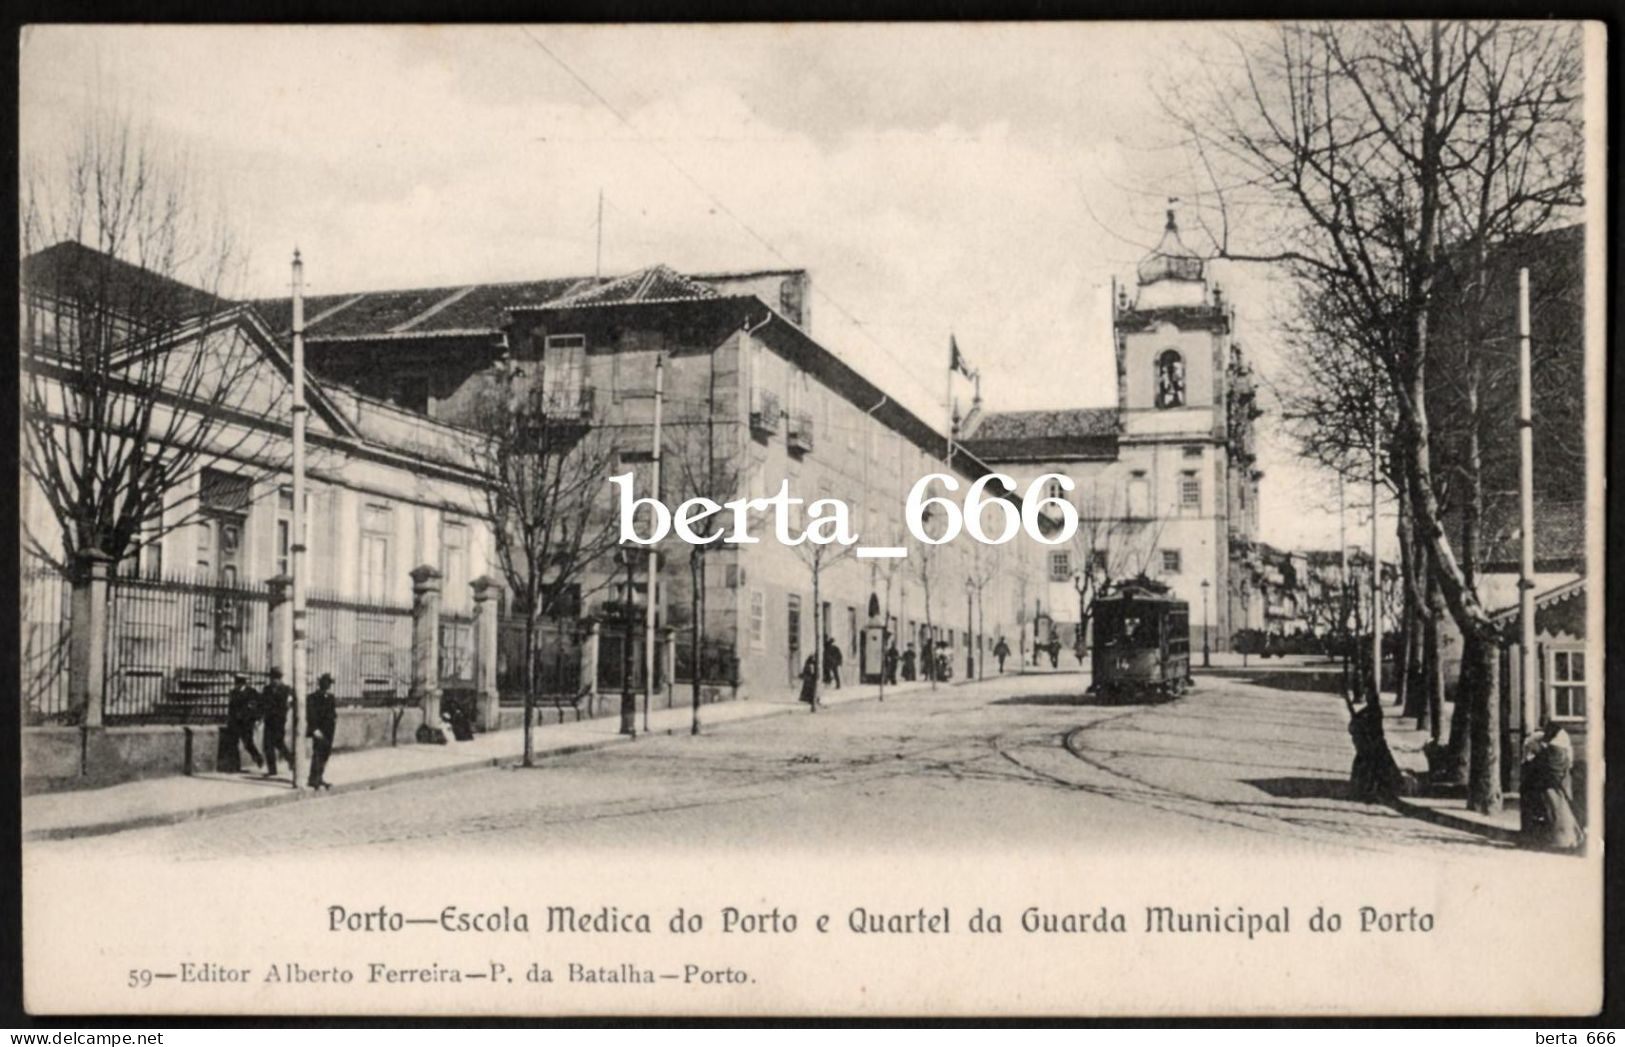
top-left (250, 277), bottom-right (594, 339)
top-left (1465, 496), bottom-right (1586, 569)
top-left (248, 265), bottom-right (723, 340)
top-left (963, 407), bottom-right (1120, 462)
top-left (22, 241), bottom-right (226, 321)
top-left (532, 264), bottom-right (721, 310)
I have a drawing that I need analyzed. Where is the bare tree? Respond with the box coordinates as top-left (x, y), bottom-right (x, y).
top-left (660, 385), bottom-right (745, 734)
top-left (1170, 21), bottom-right (1583, 810)
top-left (1068, 483), bottom-right (1165, 659)
top-left (793, 536), bottom-right (856, 711)
top-left (20, 107), bottom-right (286, 717)
top-left (464, 370), bottom-right (623, 765)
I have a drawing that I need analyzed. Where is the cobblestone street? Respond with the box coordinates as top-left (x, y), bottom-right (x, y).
top-left (35, 667), bottom-right (1543, 865)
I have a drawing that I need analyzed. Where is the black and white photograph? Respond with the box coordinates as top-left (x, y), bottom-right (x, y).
top-left (15, 21), bottom-right (1607, 1018)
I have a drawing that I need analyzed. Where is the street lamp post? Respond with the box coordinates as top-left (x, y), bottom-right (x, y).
top-left (617, 548), bottom-right (637, 738)
top-left (1200, 579), bottom-right (1211, 669)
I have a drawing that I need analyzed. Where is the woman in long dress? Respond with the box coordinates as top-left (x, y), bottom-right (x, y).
top-left (1520, 722), bottom-right (1583, 851)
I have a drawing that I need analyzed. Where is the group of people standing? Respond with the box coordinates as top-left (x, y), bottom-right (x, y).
top-left (222, 668), bottom-right (339, 790)
top-left (796, 632), bottom-right (1019, 706)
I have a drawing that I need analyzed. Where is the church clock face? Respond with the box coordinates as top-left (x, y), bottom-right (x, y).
top-left (1156, 350), bottom-right (1186, 408)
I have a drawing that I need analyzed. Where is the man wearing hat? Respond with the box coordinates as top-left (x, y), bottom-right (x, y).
top-left (306, 671), bottom-right (338, 790)
top-left (260, 667), bottom-right (295, 778)
top-left (221, 672), bottom-right (264, 773)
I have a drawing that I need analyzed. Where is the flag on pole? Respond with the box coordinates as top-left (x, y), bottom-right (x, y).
top-left (950, 335), bottom-right (973, 378)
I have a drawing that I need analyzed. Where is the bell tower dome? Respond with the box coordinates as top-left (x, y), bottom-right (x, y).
top-left (1135, 208), bottom-right (1208, 310)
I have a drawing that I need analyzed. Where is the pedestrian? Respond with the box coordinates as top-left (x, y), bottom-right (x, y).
top-left (993, 637), bottom-right (1011, 674)
top-left (1047, 642), bottom-right (1059, 669)
top-left (221, 673), bottom-right (263, 773)
top-left (260, 667), bottom-right (294, 778)
top-left (1520, 721), bottom-right (1583, 851)
top-left (901, 644), bottom-right (917, 682)
top-left (307, 671), bottom-right (338, 790)
top-left (799, 653), bottom-right (820, 709)
top-left (823, 636), bottom-right (844, 689)
top-left (884, 641), bottom-right (900, 686)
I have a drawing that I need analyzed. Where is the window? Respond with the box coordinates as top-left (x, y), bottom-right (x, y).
top-left (275, 487), bottom-right (294, 577)
top-left (1048, 550), bottom-right (1072, 582)
top-left (1550, 647), bottom-right (1587, 721)
top-left (441, 519), bottom-right (469, 607)
top-left (1161, 549), bottom-right (1182, 575)
top-left (1089, 549), bottom-right (1108, 575)
top-left (1045, 477), bottom-right (1068, 501)
top-left (1183, 444), bottom-right (1203, 459)
top-left (360, 504), bottom-right (394, 603)
top-left (749, 589), bottom-right (766, 650)
top-left (1156, 350), bottom-right (1186, 408)
top-left (1180, 471), bottom-right (1201, 511)
top-left (542, 334), bottom-right (586, 413)
top-left (1127, 473), bottom-right (1150, 518)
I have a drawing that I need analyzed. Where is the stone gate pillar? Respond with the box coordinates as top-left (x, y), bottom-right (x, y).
top-left (661, 625), bottom-right (678, 709)
top-left (69, 549), bottom-right (115, 729)
top-left (267, 574), bottom-right (293, 677)
top-left (579, 619), bottom-right (601, 718)
top-left (410, 564), bottom-right (444, 738)
top-left (472, 575), bottom-right (501, 731)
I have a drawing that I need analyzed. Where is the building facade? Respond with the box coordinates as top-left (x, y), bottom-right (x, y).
top-left (966, 211), bottom-right (1261, 653)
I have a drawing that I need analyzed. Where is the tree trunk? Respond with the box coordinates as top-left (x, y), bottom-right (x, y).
top-left (522, 608), bottom-right (536, 767)
top-left (1425, 563), bottom-right (1445, 743)
top-left (690, 549), bottom-right (702, 734)
top-left (1465, 633), bottom-right (1501, 812)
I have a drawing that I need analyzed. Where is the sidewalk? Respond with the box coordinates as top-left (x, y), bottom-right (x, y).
top-left (22, 675), bottom-right (951, 842)
top-left (1379, 696), bottom-right (1523, 844)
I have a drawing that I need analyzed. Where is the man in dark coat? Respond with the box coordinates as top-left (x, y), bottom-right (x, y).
top-left (221, 673), bottom-right (263, 773)
top-left (260, 667), bottom-right (294, 778)
top-left (901, 644), bottom-right (917, 682)
top-left (883, 641), bottom-right (900, 686)
top-left (993, 637), bottom-right (1011, 674)
top-left (307, 671), bottom-right (338, 790)
top-left (823, 636), bottom-right (843, 689)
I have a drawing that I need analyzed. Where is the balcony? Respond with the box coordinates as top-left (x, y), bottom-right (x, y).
top-left (787, 412), bottom-right (815, 455)
top-left (749, 389), bottom-right (781, 435)
top-left (530, 384), bottom-right (596, 422)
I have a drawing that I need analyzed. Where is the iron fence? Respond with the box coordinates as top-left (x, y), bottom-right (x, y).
top-left (22, 569), bottom-right (72, 723)
top-left (307, 588), bottom-right (414, 706)
top-left (105, 572), bottom-right (273, 723)
top-left (673, 629), bottom-right (738, 686)
top-left (497, 615), bottom-right (583, 704)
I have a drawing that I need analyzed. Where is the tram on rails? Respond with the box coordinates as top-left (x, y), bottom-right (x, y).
top-left (1088, 583), bottom-right (1193, 701)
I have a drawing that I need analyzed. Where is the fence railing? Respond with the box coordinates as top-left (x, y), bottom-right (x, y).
top-left (105, 572), bottom-right (273, 723)
top-left (497, 615), bottom-right (583, 704)
top-left (22, 570), bottom-right (72, 723)
top-left (307, 588), bottom-right (414, 707)
top-left (673, 630), bottom-right (738, 686)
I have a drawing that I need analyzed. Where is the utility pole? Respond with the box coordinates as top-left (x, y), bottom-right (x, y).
top-left (620, 550), bottom-right (636, 738)
top-left (644, 353), bottom-right (663, 734)
top-left (1517, 267), bottom-right (1538, 746)
top-left (595, 188), bottom-right (604, 280)
top-left (290, 250), bottom-right (309, 790)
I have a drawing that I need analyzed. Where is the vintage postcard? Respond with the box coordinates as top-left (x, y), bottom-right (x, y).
top-left (17, 21), bottom-right (1607, 1017)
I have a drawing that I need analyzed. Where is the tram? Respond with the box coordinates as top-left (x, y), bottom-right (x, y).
top-left (1088, 584), bottom-right (1193, 701)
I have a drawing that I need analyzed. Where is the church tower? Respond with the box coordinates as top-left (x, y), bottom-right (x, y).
top-left (1111, 207), bottom-right (1255, 652)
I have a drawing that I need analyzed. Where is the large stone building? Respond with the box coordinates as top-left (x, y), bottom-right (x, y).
top-left (265, 263), bottom-right (1038, 700)
top-left (964, 211), bottom-right (1262, 652)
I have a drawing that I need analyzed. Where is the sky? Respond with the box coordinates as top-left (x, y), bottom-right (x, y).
top-left (18, 23), bottom-right (1391, 552)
